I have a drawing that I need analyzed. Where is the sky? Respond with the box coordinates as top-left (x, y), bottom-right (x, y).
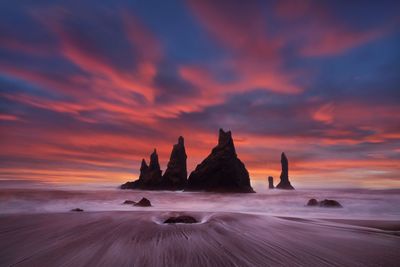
top-left (0, 0), bottom-right (399, 189)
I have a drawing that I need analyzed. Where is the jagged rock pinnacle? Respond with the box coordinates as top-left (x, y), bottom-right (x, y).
top-left (162, 136), bottom-right (188, 190)
top-left (186, 129), bottom-right (254, 193)
top-left (276, 152), bottom-right (294, 190)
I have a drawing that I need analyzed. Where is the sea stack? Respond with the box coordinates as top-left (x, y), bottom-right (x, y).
top-left (162, 136), bottom-right (187, 190)
top-left (120, 149), bottom-right (163, 190)
top-left (186, 129), bottom-right (254, 193)
top-left (145, 149), bottom-right (163, 186)
top-left (276, 152), bottom-right (294, 190)
top-left (268, 176), bottom-right (274, 189)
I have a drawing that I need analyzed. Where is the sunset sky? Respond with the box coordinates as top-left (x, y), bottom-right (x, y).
top-left (0, 0), bottom-right (399, 188)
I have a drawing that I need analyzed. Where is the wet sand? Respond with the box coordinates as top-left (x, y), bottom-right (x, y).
top-left (0, 211), bottom-right (399, 267)
top-left (320, 218), bottom-right (400, 231)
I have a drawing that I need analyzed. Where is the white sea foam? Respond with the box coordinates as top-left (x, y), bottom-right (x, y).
top-left (0, 180), bottom-right (399, 220)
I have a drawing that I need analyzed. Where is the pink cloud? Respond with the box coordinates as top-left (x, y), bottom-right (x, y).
top-left (312, 103), bottom-right (335, 124)
top-left (0, 114), bottom-right (19, 121)
top-left (185, 0), bottom-right (304, 95)
top-left (274, 1), bottom-right (390, 57)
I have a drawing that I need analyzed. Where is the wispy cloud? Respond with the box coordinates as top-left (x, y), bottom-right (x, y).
top-left (0, 0), bottom-right (399, 188)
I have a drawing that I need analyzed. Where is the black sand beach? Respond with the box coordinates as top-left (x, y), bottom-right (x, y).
top-left (0, 211), bottom-right (399, 267)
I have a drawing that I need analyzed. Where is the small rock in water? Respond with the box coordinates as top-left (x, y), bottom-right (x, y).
top-left (319, 199), bottom-right (342, 208)
top-left (306, 198), bottom-right (319, 206)
top-left (306, 198), bottom-right (342, 208)
top-left (71, 208), bottom-right (83, 212)
top-left (164, 215), bottom-right (198, 224)
top-left (134, 197), bottom-right (151, 207)
top-left (122, 200), bottom-right (136, 204)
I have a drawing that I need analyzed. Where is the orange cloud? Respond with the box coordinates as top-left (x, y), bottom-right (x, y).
top-left (312, 103), bottom-right (335, 124)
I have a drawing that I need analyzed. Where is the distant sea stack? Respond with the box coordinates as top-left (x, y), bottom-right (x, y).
top-left (186, 129), bottom-right (254, 193)
top-left (121, 149), bottom-right (163, 190)
top-left (145, 149), bottom-right (163, 186)
top-left (162, 136), bottom-right (187, 190)
top-left (268, 176), bottom-right (274, 189)
top-left (276, 152), bottom-right (294, 190)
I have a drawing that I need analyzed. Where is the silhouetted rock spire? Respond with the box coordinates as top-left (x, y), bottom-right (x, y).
top-left (216, 128), bottom-right (235, 154)
top-left (121, 130), bottom-right (255, 192)
top-left (186, 129), bottom-right (254, 193)
top-left (139, 159), bottom-right (149, 180)
top-left (120, 149), bottom-right (162, 190)
top-left (162, 136), bottom-right (188, 190)
top-left (144, 149), bottom-right (162, 186)
top-left (268, 176), bottom-right (274, 189)
top-left (276, 152), bottom-right (294, 190)
top-left (149, 149), bottom-right (160, 171)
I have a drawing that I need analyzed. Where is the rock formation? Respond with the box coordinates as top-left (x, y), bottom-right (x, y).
top-left (162, 136), bottom-right (187, 190)
top-left (121, 130), bottom-right (255, 192)
top-left (122, 200), bottom-right (136, 205)
top-left (134, 197), bottom-right (152, 207)
top-left (120, 149), bottom-right (163, 190)
top-left (268, 176), bottom-right (274, 189)
top-left (70, 208), bottom-right (83, 212)
top-left (306, 199), bottom-right (318, 206)
top-left (145, 149), bottom-right (163, 186)
top-left (276, 152), bottom-right (294, 190)
top-left (306, 198), bottom-right (342, 208)
top-left (120, 180), bottom-right (137, 189)
top-left (164, 215), bottom-right (198, 224)
top-left (319, 199), bottom-right (342, 208)
top-left (186, 129), bottom-right (254, 193)
top-left (139, 159), bottom-right (149, 180)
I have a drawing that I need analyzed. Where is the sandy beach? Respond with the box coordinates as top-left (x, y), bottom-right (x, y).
top-left (0, 210), bottom-right (399, 267)
top-left (0, 187), bottom-right (399, 266)
top-left (0, 211), bottom-right (400, 266)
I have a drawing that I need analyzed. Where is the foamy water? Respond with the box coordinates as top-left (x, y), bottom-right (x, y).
top-left (0, 181), bottom-right (399, 220)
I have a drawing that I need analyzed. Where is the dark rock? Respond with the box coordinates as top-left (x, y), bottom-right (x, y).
top-left (122, 200), bottom-right (136, 204)
top-left (164, 215), bottom-right (198, 224)
top-left (306, 198), bottom-right (342, 208)
top-left (144, 149), bottom-right (163, 186)
top-left (139, 159), bottom-right (149, 180)
top-left (186, 129), bottom-right (254, 193)
top-left (71, 208), bottom-right (83, 212)
top-left (268, 176), bottom-right (274, 189)
top-left (306, 198), bottom-right (319, 206)
top-left (120, 180), bottom-right (140, 189)
top-left (134, 197), bottom-right (151, 207)
top-left (319, 199), bottom-right (342, 208)
top-left (120, 149), bottom-right (163, 190)
top-left (276, 152), bottom-right (294, 190)
top-left (162, 136), bottom-right (187, 190)
top-left (149, 150), bottom-right (161, 172)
